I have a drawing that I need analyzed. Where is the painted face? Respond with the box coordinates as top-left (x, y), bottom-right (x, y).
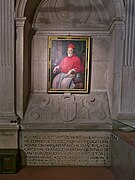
top-left (67, 47), bottom-right (73, 57)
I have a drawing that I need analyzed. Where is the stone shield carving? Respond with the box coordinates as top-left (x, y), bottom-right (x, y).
top-left (23, 92), bottom-right (111, 124)
top-left (59, 94), bottom-right (77, 122)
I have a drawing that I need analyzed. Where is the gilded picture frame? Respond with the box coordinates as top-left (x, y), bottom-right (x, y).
top-left (47, 36), bottom-right (90, 93)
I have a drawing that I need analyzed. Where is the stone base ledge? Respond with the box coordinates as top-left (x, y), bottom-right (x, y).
top-left (20, 122), bottom-right (112, 131)
top-left (0, 124), bottom-right (19, 149)
top-left (0, 124), bottom-right (19, 130)
top-left (0, 114), bottom-right (18, 124)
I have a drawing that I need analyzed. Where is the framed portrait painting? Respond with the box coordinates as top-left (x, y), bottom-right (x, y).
top-left (47, 36), bottom-right (90, 93)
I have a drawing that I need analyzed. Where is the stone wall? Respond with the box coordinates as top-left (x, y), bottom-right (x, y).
top-left (1, 0), bottom-right (135, 168)
top-left (111, 133), bottom-right (135, 180)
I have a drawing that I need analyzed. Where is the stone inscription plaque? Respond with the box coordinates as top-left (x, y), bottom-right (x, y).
top-left (22, 132), bottom-right (111, 166)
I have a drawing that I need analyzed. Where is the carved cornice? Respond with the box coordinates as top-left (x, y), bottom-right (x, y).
top-left (35, 29), bottom-right (109, 36)
top-left (15, 17), bottom-right (27, 27)
top-left (109, 18), bottom-right (125, 34)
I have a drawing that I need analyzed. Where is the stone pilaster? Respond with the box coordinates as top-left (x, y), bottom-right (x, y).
top-left (0, 0), bottom-right (17, 123)
top-left (120, 0), bottom-right (135, 119)
top-left (15, 17), bottom-right (26, 119)
top-left (0, 0), bottom-right (19, 154)
top-left (108, 19), bottom-right (124, 118)
top-left (124, 0), bottom-right (135, 66)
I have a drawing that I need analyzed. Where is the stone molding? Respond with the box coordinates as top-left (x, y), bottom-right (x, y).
top-left (109, 18), bottom-right (125, 34)
top-left (15, 17), bottom-right (27, 27)
top-left (0, 124), bottom-right (19, 130)
top-left (15, 0), bottom-right (28, 18)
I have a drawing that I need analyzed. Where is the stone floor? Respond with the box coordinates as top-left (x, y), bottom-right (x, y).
top-left (0, 167), bottom-right (116, 180)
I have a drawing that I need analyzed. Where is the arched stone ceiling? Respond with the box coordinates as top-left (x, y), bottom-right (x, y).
top-left (24, 0), bottom-right (41, 23)
top-left (15, 0), bottom-right (125, 26)
top-left (15, 0), bottom-right (41, 22)
top-left (33, 0), bottom-right (109, 30)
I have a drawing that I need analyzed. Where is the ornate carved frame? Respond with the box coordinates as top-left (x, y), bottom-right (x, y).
top-left (47, 36), bottom-right (90, 94)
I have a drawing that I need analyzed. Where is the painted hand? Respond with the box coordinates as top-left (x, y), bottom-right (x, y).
top-left (65, 69), bottom-right (76, 77)
top-left (53, 66), bottom-right (60, 73)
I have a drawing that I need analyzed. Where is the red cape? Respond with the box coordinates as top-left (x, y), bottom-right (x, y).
top-left (59, 54), bottom-right (84, 73)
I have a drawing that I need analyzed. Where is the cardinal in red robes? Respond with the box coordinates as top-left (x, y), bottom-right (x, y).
top-left (52, 43), bottom-right (84, 89)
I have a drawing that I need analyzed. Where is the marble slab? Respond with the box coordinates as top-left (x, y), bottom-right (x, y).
top-left (21, 131), bottom-right (111, 166)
